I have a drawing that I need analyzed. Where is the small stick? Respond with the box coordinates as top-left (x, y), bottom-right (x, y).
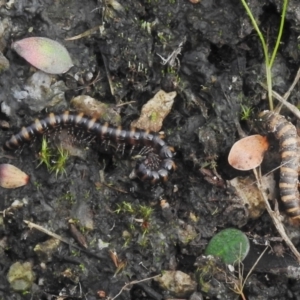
top-left (260, 83), bottom-right (300, 119)
top-left (252, 168), bottom-right (300, 262)
top-left (102, 53), bottom-right (115, 96)
top-left (260, 66), bottom-right (300, 119)
top-left (24, 220), bottom-right (103, 260)
top-left (111, 274), bottom-right (161, 300)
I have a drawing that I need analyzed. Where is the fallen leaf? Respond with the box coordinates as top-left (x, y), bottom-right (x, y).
top-left (0, 164), bottom-right (29, 188)
top-left (154, 270), bottom-right (197, 298)
top-left (70, 95), bottom-right (121, 126)
top-left (228, 174), bottom-right (275, 219)
top-left (12, 37), bottom-right (73, 74)
top-left (228, 135), bottom-right (269, 170)
top-left (131, 90), bottom-right (176, 132)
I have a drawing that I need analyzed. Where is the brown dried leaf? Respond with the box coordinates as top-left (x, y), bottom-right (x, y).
top-left (70, 95), bottom-right (121, 126)
top-left (0, 164), bottom-right (29, 188)
top-left (131, 90), bottom-right (176, 132)
top-left (228, 174), bottom-right (275, 219)
top-left (154, 270), bottom-right (197, 298)
top-left (228, 135), bottom-right (269, 170)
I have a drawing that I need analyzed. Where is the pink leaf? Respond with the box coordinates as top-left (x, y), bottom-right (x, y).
top-left (12, 37), bottom-right (73, 74)
top-left (228, 135), bottom-right (269, 171)
top-left (0, 164), bottom-right (29, 188)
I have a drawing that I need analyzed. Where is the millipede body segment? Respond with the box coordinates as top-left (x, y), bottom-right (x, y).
top-left (3, 111), bottom-right (176, 183)
top-left (258, 110), bottom-right (300, 221)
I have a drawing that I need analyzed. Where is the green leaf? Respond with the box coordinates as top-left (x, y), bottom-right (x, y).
top-left (12, 37), bottom-right (73, 74)
top-left (205, 228), bottom-right (250, 264)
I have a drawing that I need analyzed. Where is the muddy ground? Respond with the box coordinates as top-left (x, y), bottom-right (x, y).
top-left (1, 0), bottom-right (300, 299)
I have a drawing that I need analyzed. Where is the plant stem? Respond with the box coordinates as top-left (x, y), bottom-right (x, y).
top-left (269, 0), bottom-right (289, 68)
top-left (240, 0), bottom-right (289, 111)
top-left (265, 65), bottom-right (273, 111)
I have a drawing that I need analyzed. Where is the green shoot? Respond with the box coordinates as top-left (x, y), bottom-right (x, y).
top-left (50, 147), bottom-right (69, 177)
top-left (138, 205), bottom-right (154, 220)
top-left (240, 105), bottom-right (253, 120)
top-left (115, 201), bottom-right (135, 214)
top-left (33, 181), bottom-right (42, 190)
top-left (115, 202), bottom-right (154, 242)
top-left (37, 137), bottom-right (53, 169)
top-left (37, 137), bottom-right (70, 177)
top-left (240, 0), bottom-right (289, 111)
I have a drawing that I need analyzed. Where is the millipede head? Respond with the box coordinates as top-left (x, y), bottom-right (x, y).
top-left (135, 162), bottom-right (152, 181)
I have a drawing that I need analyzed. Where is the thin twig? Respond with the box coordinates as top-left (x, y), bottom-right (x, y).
top-left (241, 246), bottom-right (269, 290)
top-left (240, 0), bottom-right (273, 110)
top-left (24, 220), bottom-right (103, 260)
top-left (111, 274), bottom-right (161, 300)
top-left (95, 181), bottom-right (128, 193)
top-left (65, 25), bottom-right (103, 41)
top-left (252, 168), bottom-right (300, 262)
top-left (102, 53), bottom-right (115, 96)
top-left (259, 66), bottom-right (300, 119)
top-left (24, 220), bottom-right (83, 249)
top-left (230, 246), bottom-right (268, 299)
top-left (282, 67), bottom-right (300, 102)
top-left (116, 101), bottom-right (136, 107)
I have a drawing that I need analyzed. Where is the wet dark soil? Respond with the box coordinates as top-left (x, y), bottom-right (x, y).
top-left (1, 0), bottom-right (300, 299)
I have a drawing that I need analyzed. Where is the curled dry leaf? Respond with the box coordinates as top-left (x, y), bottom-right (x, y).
top-left (12, 37), bottom-right (73, 74)
top-left (0, 164), bottom-right (29, 188)
top-left (70, 95), bottom-right (121, 126)
top-left (228, 135), bottom-right (269, 170)
top-left (131, 90), bottom-right (176, 132)
top-left (154, 270), bottom-right (197, 298)
top-left (228, 174), bottom-right (276, 219)
top-left (34, 238), bottom-right (61, 263)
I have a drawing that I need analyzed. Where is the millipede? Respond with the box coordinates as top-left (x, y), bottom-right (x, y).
top-left (3, 111), bottom-right (176, 183)
top-left (258, 110), bottom-right (300, 222)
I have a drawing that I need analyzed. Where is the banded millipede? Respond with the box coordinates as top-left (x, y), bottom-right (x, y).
top-left (258, 110), bottom-right (300, 221)
top-left (3, 111), bottom-right (176, 183)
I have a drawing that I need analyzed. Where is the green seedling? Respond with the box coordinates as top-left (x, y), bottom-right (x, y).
top-left (37, 137), bottom-right (53, 169)
top-left (240, 0), bottom-right (289, 110)
top-left (240, 105), bottom-right (253, 121)
top-left (138, 235), bottom-right (149, 247)
top-left (79, 264), bottom-right (86, 271)
top-left (122, 231), bottom-right (132, 247)
top-left (71, 250), bottom-right (80, 257)
top-left (115, 202), bottom-right (153, 221)
top-left (138, 205), bottom-right (154, 220)
top-left (84, 190), bottom-right (90, 199)
top-left (37, 138), bottom-right (70, 176)
top-left (115, 202), bottom-right (154, 247)
top-left (59, 191), bottom-right (75, 204)
top-left (196, 257), bottom-right (220, 294)
top-left (33, 181), bottom-right (42, 191)
top-left (50, 147), bottom-right (69, 177)
top-left (115, 201), bottom-right (135, 214)
top-left (129, 223), bottom-right (136, 231)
